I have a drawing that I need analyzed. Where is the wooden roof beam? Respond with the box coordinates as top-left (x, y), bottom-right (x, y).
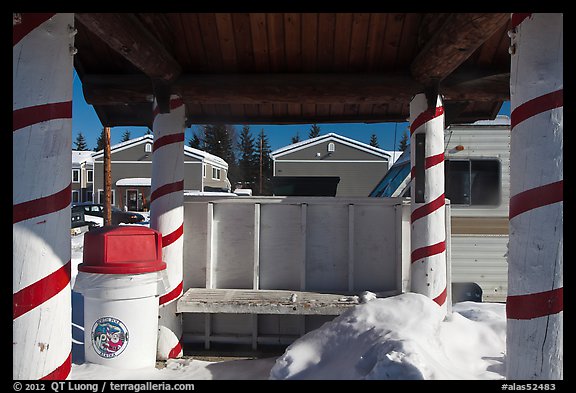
top-left (75, 13), bottom-right (182, 113)
top-left (81, 72), bottom-right (509, 106)
top-left (411, 13), bottom-right (510, 87)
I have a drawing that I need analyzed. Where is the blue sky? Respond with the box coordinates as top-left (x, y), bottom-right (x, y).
top-left (72, 72), bottom-right (511, 153)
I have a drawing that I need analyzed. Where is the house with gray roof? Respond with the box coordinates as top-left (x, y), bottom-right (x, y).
top-left (271, 133), bottom-right (401, 197)
top-left (91, 134), bottom-right (229, 211)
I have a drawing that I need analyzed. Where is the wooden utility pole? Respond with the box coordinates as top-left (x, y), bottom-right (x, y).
top-left (103, 126), bottom-right (112, 225)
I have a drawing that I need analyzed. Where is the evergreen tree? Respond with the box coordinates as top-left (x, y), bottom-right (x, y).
top-left (121, 129), bottom-right (131, 142)
top-left (188, 131), bottom-right (204, 150)
top-left (74, 132), bottom-right (88, 151)
top-left (291, 132), bottom-right (301, 144)
top-left (94, 128), bottom-right (106, 152)
top-left (202, 124), bottom-right (238, 186)
top-left (398, 129), bottom-right (409, 151)
top-left (369, 133), bottom-right (380, 148)
top-left (308, 123), bottom-right (321, 139)
top-left (256, 129), bottom-right (273, 195)
top-left (292, 131), bottom-right (300, 143)
top-left (237, 125), bottom-right (258, 189)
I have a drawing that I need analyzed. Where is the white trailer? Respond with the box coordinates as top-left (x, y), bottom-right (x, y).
top-left (370, 116), bottom-right (510, 302)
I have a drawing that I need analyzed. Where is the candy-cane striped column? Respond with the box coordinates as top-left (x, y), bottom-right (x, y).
top-left (150, 96), bottom-right (185, 359)
top-left (13, 13), bottom-right (74, 380)
top-left (506, 13), bottom-right (563, 380)
top-left (409, 93), bottom-right (447, 317)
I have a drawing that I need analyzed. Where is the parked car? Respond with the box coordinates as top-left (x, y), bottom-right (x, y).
top-left (71, 206), bottom-right (99, 231)
top-left (72, 202), bottom-right (145, 226)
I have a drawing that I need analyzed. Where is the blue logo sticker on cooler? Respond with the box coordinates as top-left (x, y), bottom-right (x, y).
top-left (91, 317), bottom-right (129, 358)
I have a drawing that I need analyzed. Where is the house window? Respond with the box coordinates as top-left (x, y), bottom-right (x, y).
top-left (72, 169), bottom-right (80, 183)
top-left (445, 159), bottom-right (500, 206)
top-left (203, 163), bottom-right (207, 178)
top-left (145, 143), bottom-right (152, 153)
top-left (72, 190), bottom-right (80, 203)
top-left (97, 189), bottom-right (116, 206)
top-left (212, 167), bottom-right (221, 180)
top-left (86, 169), bottom-right (93, 183)
top-left (328, 142), bottom-right (335, 152)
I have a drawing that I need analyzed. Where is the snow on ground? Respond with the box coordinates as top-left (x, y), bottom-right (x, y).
top-left (70, 220), bottom-right (507, 380)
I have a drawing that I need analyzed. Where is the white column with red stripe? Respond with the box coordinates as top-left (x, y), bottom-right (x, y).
top-left (13, 13), bottom-right (74, 380)
top-left (150, 96), bottom-right (185, 358)
top-left (409, 93), bottom-right (447, 316)
top-left (507, 13), bottom-right (563, 380)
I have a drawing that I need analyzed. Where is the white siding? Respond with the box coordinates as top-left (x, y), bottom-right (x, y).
top-left (450, 235), bottom-right (508, 302)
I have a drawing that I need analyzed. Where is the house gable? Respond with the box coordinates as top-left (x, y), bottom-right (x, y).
top-left (271, 133), bottom-right (391, 162)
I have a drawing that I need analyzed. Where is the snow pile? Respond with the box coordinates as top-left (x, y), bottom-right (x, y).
top-left (269, 293), bottom-right (505, 380)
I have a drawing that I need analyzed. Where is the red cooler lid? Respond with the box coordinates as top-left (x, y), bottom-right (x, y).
top-left (79, 226), bottom-right (167, 274)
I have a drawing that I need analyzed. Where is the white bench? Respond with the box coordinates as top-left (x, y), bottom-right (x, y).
top-left (177, 288), bottom-right (364, 315)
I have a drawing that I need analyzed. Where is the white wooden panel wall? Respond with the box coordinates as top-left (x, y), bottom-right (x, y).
top-left (181, 196), bottom-right (428, 348)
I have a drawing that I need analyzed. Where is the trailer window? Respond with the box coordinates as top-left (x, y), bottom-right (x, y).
top-left (445, 159), bottom-right (500, 206)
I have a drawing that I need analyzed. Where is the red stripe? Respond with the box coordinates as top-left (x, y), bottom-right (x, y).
top-left (150, 180), bottom-right (184, 203)
top-left (410, 106), bottom-right (444, 135)
top-left (13, 261), bottom-right (71, 320)
top-left (153, 133), bottom-right (185, 152)
top-left (509, 180), bottom-right (563, 220)
top-left (411, 241), bottom-right (446, 263)
top-left (511, 13), bottom-right (532, 29)
top-left (507, 287), bottom-right (563, 320)
top-left (40, 352), bottom-right (71, 380)
top-left (411, 193), bottom-right (445, 223)
top-left (13, 13), bottom-right (56, 46)
top-left (13, 183), bottom-right (71, 224)
top-left (153, 97), bottom-right (185, 118)
top-left (410, 153), bottom-right (445, 179)
top-left (162, 223), bottom-right (184, 248)
top-left (168, 340), bottom-right (183, 359)
top-left (160, 281), bottom-right (183, 305)
top-left (433, 286), bottom-right (447, 306)
top-left (13, 101), bottom-right (73, 132)
top-left (511, 89), bottom-right (563, 130)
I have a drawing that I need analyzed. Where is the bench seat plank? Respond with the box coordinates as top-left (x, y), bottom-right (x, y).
top-left (176, 288), bottom-right (362, 315)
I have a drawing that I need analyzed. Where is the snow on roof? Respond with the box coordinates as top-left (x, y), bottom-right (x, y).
top-left (271, 132), bottom-right (393, 160)
top-left (116, 178), bottom-right (151, 187)
top-left (92, 134), bottom-right (228, 168)
top-left (72, 150), bottom-right (95, 164)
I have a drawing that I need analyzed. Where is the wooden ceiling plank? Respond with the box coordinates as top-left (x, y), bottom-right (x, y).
top-left (381, 13), bottom-right (406, 71)
top-left (266, 13), bottom-right (286, 72)
top-left (197, 13), bottom-right (225, 71)
top-left (348, 13), bottom-right (371, 71)
top-left (214, 13), bottom-right (238, 71)
top-left (301, 13), bottom-right (319, 72)
top-left (284, 13), bottom-right (302, 71)
top-left (410, 13), bottom-right (510, 85)
top-left (75, 13), bottom-right (181, 82)
top-left (174, 13), bottom-right (206, 71)
top-left (232, 13), bottom-right (258, 71)
top-left (316, 13), bottom-right (336, 70)
top-left (249, 13), bottom-right (270, 72)
top-left (333, 13), bottom-right (353, 70)
top-left (396, 13), bottom-right (423, 68)
top-left (365, 13), bottom-right (387, 71)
